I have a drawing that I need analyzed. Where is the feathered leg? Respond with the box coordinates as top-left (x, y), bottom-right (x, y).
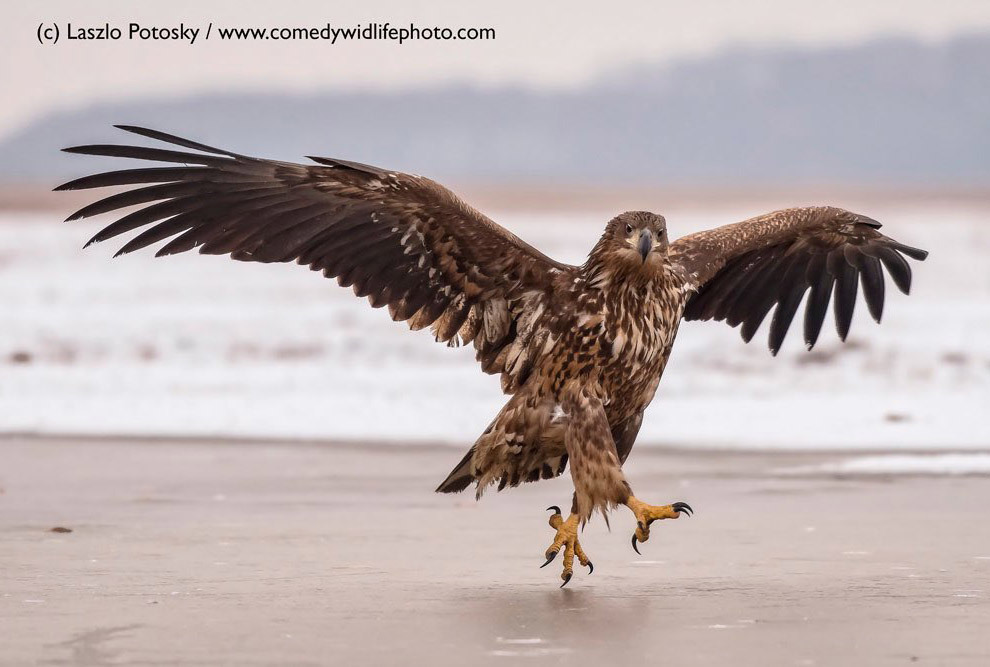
top-left (540, 385), bottom-right (628, 585)
top-left (541, 384), bottom-right (692, 584)
top-left (562, 385), bottom-right (632, 521)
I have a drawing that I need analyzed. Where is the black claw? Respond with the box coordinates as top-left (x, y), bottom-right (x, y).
top-left (587, 561), bottom-right (594, 575)
top-left (673, 502), bottom-right (694, 516)
top-left (540, 551), bottom-right (558, 568)
top-left (631, 534), bottom-right (641, 555)
top-left (546, 505), bottom-right (561, 515)
top-left (560, 572), bottom-right (572, 588)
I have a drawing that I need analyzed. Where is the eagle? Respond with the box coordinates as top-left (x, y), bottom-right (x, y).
top-left (57, 126), bottom-right (928, 586)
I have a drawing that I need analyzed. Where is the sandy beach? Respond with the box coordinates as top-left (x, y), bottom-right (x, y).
top-left (2, 435), bottom-right (988, 666)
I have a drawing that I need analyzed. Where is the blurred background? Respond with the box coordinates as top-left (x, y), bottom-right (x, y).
top-left (2, 0), bottom-right (988, 464)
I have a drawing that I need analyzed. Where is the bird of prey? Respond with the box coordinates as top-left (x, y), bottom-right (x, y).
top-left (58, 126), bottom-right (928, 586)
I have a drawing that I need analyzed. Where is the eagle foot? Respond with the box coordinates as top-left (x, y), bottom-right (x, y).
top-left (625, 497), bottom-right (693, 554)
top-left (541, 506), bottom-right (592, 587)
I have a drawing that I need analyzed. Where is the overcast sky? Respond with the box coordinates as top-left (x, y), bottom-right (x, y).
top-left (3, 0), bottom-right (988, 140)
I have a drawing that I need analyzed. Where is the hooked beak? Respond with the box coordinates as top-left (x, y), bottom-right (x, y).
top-left (637, 229), bottom-right (653, 262)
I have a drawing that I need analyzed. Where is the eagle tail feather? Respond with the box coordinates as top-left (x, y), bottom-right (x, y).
top-left (435, 447), bottom-right (476, 494)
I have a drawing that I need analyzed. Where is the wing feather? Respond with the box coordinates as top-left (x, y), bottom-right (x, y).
top-left (856, 253), bottom-right (885, 323)
top-left (739, 252), bottom-right (795, 342)
top-left (832, 251), bottom-right (859, 341)
top-left (875, 246), bottom-right (913, 294)
top-left (803, 254), bottom-right (834, 349)
top-left (768, 260), bottom-right (809, 354)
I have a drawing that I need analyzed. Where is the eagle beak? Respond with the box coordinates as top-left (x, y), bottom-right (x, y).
top-left (637, 229), bottom-right (653, 262)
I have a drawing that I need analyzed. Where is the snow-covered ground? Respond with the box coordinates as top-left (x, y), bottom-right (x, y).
top-left (1, 200), bottom-right (988, 451)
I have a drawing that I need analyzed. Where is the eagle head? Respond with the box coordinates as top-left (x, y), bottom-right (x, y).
top-left (599, 211), bottom-right (669, 266)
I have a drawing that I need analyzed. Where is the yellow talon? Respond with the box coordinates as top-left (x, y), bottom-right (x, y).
top-left (542, 506), bottom-right (593, 586)
top-left (625, 497), bottom-right (693, 554)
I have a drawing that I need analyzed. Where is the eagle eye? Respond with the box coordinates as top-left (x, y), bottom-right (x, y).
top-left (625, 223), bottom-right (633, 234)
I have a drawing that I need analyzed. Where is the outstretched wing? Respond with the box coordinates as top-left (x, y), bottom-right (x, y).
top-left (57, 126), bottom-right (573, 390)
top-left (670, 206), bottom-right (928, 355)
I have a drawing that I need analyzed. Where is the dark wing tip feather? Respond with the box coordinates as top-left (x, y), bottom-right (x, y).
top-left (112, 125), bottom-right (240, 157)
top-left (767, 285), bottom-right (807, 354)
top-left (833, 270), bottom-right (858, 342)
top-left (54, 167), bottom-right (216, 193)
top-left (801, 253), bottom-right (831, 350)
top-left (59, 143), bottom-right (238, 169)
top-left (891, 243), bottom-right (929, 262)
top-left (876, 247), bottom-right (913, 294)
top-left (856, 253), bottom-right (885, 323)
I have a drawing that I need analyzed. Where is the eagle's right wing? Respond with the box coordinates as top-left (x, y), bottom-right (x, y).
top-left (58, 126), bottom-right (574, 391)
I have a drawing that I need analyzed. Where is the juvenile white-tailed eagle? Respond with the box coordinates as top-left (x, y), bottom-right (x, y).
top-left (58, 126), bottom-right (928, 586)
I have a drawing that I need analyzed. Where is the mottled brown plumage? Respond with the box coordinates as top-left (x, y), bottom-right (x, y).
top-left (58, 127), bottom-right (928, 584)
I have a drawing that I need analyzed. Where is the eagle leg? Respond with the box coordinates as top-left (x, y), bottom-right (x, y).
top-left (541, 506), bottom-right (593, 587)
top-left (625, 498), bottom-right (693, 554)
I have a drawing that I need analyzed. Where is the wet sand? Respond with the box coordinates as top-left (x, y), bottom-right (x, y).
top-left (1, 436), bottom-right (989, 666)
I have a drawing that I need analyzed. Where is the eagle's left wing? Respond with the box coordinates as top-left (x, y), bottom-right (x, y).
top-left (669, 206), bottom-right (928, 355)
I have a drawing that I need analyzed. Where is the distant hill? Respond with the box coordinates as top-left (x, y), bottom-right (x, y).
top-left (3, 33), bottom-right (988, 186)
